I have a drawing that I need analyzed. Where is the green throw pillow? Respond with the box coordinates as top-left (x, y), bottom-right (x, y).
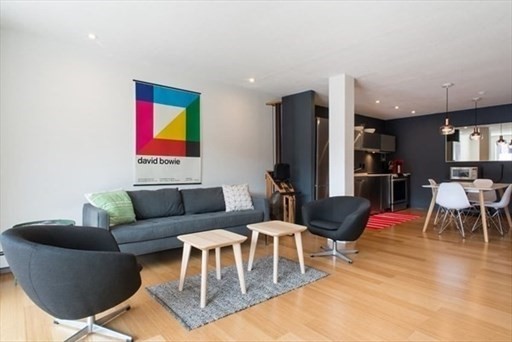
top-left (85, 190), bottom-right (136, 226)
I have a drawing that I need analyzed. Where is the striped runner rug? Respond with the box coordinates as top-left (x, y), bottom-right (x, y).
top-left (366, 212), bottom-right (420, 230)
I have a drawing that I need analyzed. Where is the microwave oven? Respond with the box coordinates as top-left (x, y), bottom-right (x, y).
top-left (450, 166), bottom-right (478, 180)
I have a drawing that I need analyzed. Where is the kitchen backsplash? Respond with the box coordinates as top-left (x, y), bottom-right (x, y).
top-left (354, 150), bottom-right (388, 174)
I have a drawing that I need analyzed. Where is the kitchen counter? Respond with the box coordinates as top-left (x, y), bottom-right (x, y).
top-left (354, 173), bottom-right (411, 213)
top-left (354, 173), bottom-right (411, 177)
top-left (354, 173), bottom-right (390, 177)
top-left (354, 175), bottom-right (390, 214)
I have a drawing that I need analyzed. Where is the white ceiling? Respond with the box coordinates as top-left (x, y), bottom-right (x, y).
top-left (1, 1), bottom-right (511, 120)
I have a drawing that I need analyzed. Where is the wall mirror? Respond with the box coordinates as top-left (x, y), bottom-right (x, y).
top-left (446, 122), bottom-right (512, 162)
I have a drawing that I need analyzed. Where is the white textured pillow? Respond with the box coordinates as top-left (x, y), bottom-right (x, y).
top-left (222, 184), bottom-right (254, 212)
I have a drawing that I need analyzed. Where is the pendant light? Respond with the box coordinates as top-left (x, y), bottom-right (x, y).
top-left (439, 83), bottom-right (455, 135)
top-left (469, 97), bottom-right (483, 140)
top-left (496, 123), bottom-right (507, 145)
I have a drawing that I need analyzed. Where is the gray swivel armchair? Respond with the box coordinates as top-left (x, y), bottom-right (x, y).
top-left (302, 196), bottom-right (371, 263)
top-left (1, 225), bottom-right (142, 342)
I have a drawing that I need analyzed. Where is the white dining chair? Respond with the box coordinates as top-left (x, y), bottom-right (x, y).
top-left (428, 178), bottom-right (445, 225)
top-left (467, 178), bottom-right (497, 203)
top-left (468, 179), bottom-right (498, 233)
top-left (435, 182), bottom-right (473, 238)
top-left (481, 184), bottom-right (512, 236)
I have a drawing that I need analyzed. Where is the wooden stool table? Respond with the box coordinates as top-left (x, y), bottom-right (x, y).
top-left (177, 229), bottom-right (247, 308)
top-left (247, 220), bottom-right (306, 284)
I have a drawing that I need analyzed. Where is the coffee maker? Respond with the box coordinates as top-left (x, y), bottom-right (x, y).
top-left (388, 160), bottom-right (404, 174)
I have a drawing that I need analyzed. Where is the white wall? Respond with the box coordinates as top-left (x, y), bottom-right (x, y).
top-left (0, 29), bottom-right (274, 267)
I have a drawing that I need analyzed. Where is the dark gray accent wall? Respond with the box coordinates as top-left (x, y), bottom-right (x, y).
top-left (385, 104), bottom-right (512, 209)
top-left (355, 114), bottom-right (386, 133)
top-left (281, 90), bottom-right (316, 223)
top-left (281, 89), bottom-right (511, 213)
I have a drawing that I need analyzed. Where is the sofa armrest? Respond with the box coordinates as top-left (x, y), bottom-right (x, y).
top-left (251, 195), bottom-right (270, 221)
top-left (82, 203), bottom-right (110, 230)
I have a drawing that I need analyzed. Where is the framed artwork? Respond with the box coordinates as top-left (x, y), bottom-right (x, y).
top-left (134, 80), bottom-right (201, 185)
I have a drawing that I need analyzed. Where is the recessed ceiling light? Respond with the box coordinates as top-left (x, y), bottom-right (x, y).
top-left (394, 106), bottom-right (399, 109)
top-left (411, 110), bottom-right (416, 114)
top-left (478, 90), bottom-right (486, 95)
top-left (375, 100), bottom-right (380, 104)
top-left (248, 78), bottom-right (255, 83)
top-left (88, 33), bottom-right (97, 40)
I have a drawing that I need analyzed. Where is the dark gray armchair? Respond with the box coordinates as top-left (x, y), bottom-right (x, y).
top-left (302, 196), bottom-right (371, 263)
top-left (1, 225), bottom-right (142, 342)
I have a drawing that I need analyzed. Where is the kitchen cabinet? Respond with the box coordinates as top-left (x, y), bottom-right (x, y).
top-left (354, 174), bottom-right (391, 214)
top-left (380, 134), bottom-right (396, 152)
top-left (355, 132), bottom-right (396, 153)
top-left (354, 132), bottom-right (380, 152)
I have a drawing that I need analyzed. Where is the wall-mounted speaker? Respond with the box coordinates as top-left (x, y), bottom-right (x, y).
top-left (273, 163), bottom-right (290, 181)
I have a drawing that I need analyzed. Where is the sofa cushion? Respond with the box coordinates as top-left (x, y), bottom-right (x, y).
top-left (180, 187), bottom-right (225, 214)
top-left (222, 184), bottom-right (254, 212)
top-left (85, 190), bottom-right (136, 226)
top-left (110, 210), bottom-right (263, 244)
top-left (127, 188), bottom-right (183, 219)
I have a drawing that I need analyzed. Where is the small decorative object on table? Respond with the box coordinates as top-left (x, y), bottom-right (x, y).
top-left (13, 219), bottom-right (75, 227)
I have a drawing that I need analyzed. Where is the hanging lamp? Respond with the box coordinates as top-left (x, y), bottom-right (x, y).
top-left (439, 83), bottom-right (455, 135)
top-left (469, 97), bottom-right (483, 140)
top-left (496, 123), bottom-right (507, 145)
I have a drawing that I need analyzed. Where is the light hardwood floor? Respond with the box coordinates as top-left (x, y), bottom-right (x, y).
top-left (1, 210), bottom-right (511, 341)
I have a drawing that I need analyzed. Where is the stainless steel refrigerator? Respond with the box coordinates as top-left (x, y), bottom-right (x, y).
top-left (315, 117), bottom-right (329, 200)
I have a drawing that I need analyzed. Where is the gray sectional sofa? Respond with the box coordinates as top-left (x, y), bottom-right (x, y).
top-left (83, 187), bottom-right (270, 255)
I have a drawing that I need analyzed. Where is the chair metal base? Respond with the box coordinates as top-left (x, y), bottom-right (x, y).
top-left (488, 209), bottom-right (507, 236)
top-left (54, 304), bottom-right (132, 342)
top-left (471, 208), bottom-right (506, 236)
top-left (438, 208), bottom-right (467, 238)
top-left (433, 205), bottom-right (443, 225)
top-left (311, 239), bottom-right (358, 264)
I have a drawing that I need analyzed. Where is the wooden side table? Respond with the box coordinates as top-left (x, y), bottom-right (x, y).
top-left (247, 220), bottom-right (306, 284)
top-left (177, 229), bottom-right (247, 308)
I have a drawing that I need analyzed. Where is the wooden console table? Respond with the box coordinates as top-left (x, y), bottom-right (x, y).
top-left (265, 171), bottom-right (296, 223)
